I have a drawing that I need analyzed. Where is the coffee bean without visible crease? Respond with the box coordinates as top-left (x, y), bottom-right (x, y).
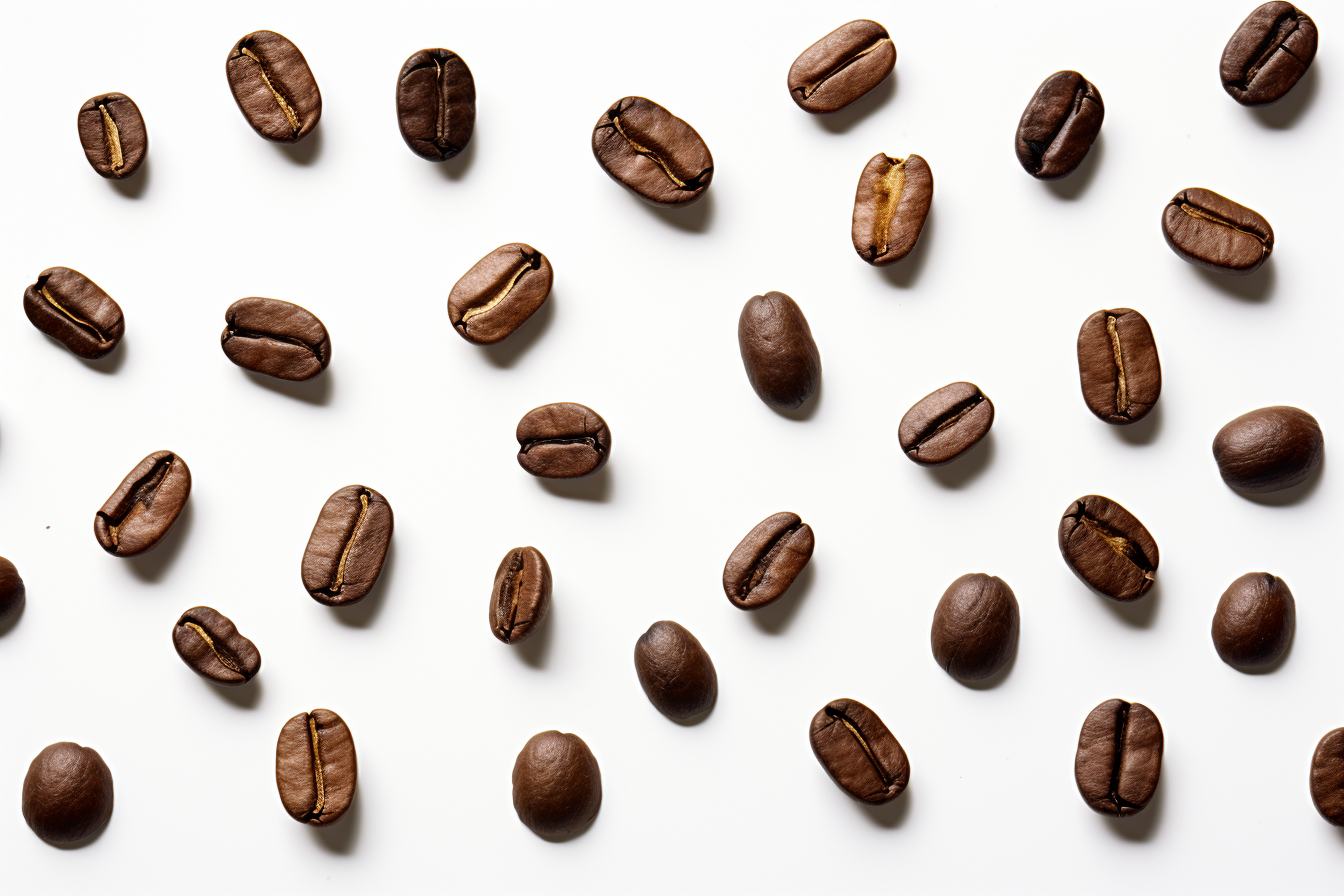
top-left (22, 742), bottom-right (114, 843)
top-left (738, 292), bottom-right (821, 411)
top-left (396, 48), bottom-right (475, 161)
top-left (173, 606), bottom-right (261, 686)
top-left (489, 546), bottom-right (552, 645)
top-left (0, 556), bottom-right (25, 620)
top-left (1311, 727), bottom-right (1344, 826)
top-left (448, 244), bottom-right (553, 345)
top-left (1213, 406), bottom-right (1323, 493)
top-left (851, 153), bottom-right (933, 266)
top-left (931, 574), bottom-right (1020, 682)
top-left (1161, 188), bottom-right (1273, 275)
top-left (809, 698), bottom-right (909, 805)
top-left (1212, 573), bottom-right (1295, 669)
top-left (1015, 71), bottom-right (1104, 180)
top-left (24, 267), bottom-right (125, 359)
top-left (1058, 495), bottom-right (1158, 602)
top-left (226, 31), bottom-right (321, 143)
top-left (301, 485), bottom-right (394, 607)
top-left (94, 451), bottom-right (191, 557)
top-left (77, 93), bottom-right (146, 179)
top-left (898, 382), bottom-right (993, 466)
top-left (1221, 3), bottom-right (1318, 106)
top-left (634, 621), bottom-right (717, 720)
top-left (1074, 699), bottom-right (1163, 817)
top-left (788, 20), bottom-right (896, 114)
top-left (516, 403), bottom-right (611, 479)
top-left (722, 512), bottom-right (814, 611)
top-left (512, 731), bottom-right (602, 838)
top-left (221, 297), bottom-right (331, 381)
top-left (1077, 308), bottom-right (1161, 425)
top-left (591, 96), bottom-right (713, 207)
top-left (276, 709), bottom-right (356, 826)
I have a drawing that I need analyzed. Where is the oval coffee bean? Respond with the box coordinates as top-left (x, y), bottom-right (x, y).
top-left (738, 291), bottom-right (821, 411)
top-left (489, 546), bottom-right (552, 645)
top-left (1213, 406), bottom-right (1323, 493)
top-left (448, 244), bottom-right (553, 345)
top-left (898, 382), bottom-right (993, 466)
top-left (722, 512), bottom-right (814, 611)
top-left (22, 742), bottom-right (113, 843)
top-left (0, 556), bottom-right (24, 620)
top-left (226, 31), bottom-right (321, 143)
top-left (1311, 727), bottom-right (1344, 826)
top-left (77, 93), bottom-right (146, 179)
top-left (788, 20), bottom-right (895, 114)
top-left (94, 451), bottom-right (191, 557)
top-left (1076, 308), bottom-right (1161, 425)
top-left (930, 573), bottom-right (1020, 682)
top-left (516, 403), bottom-right (611, 479)
top-left (634, 621), bottom-right (717, 720)
top-left (809, 698), bottom-right (909, 805)
top-left (1221, 3), bottom-right (1318, 106)
top-left (396, 48), bottom-right (475, 161)
top-left (591, 96), bottom-right (713, 207)
top-left (1212, 573), bottom-right (1295, 669)
top-left (1161, 188), bottom-right (1273, 275)
top-left (276, 709), bottom-right (356, 826)
top-left (221, 297), bottom-right (331, 381)
top-left (23, 267), bottom-right (125, 359)
top-left (512, 731), bottom-right (601, 838)
top-left (1058, 495), bottom-right (1158, 602)
top-left (173, 606), bottom-right (261, 686)
top-left (1015, 71), bottom-right (1104, 180)
top-left (1074, 699), bottom-right (1163, 817)
top-left (851, 153), bottom-right (933, 266)
top-left (301, 485), bottom-right (394, 606)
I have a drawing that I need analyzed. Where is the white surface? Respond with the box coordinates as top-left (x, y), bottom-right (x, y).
top-left (1, 1), bottom-right (1341, 892)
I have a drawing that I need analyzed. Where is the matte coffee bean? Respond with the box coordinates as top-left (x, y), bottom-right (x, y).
top-left (396, 48), bottom-right (475, 161)
top-left (898, 382), bottom-right (993, 466)
top-left (516, 403), bottom-right (611, 479)
top-left (1074, 699), bottom-right (1163, 817)
top-left (77, 93), bottom-right (146, 179)
top-left (809, 698), bottom-right (909, 805)
top-left (23, 267), bottom-right (125, 359)
top-left (851, 153), bottom-right (933, 266)
top-left (448, 244), bottom-right (553, 345)
top-left (94, 451), bottom-right (191, 557)
top-left (1162, 188), bottom-right (1273, 275)
top-left (1058, 495), bottom-right (1158, 602)
top-left (490, 547), bottom-right (552, 645)
top-left (1213, 406), bottom-right (1323, 493)
top-left (592, 97), bottom-right (713, 207)
top-left (22, 743), bottom-right (113, 843)
top-left (1077, 308), bottom-right (1161, 425)
top-left (276, 709), bottom-right (356, 826)
top-left (722, 512), bottom-right (814, 610)
top-left (173, 606), bottom-right (261, 686)
top-left (512, 731), bottom-right (601, 838)
top-left (634, 621), bottom-right (717, 720)
top-left (738, 292), bottom-right (821, 411)
top-left (301, 485), bottom-right (393, 606)
top-left (931, 574), bottom-right (1019, 681)
top-left (221, 297), bottom-right (331, 381)
top-left (0, 556), bottom-right (24, 620)
top-left (1212, 573), bottom-right (1295, 669)
top-left (788, 20), bottom-right (896, 114)
top-left (1221, 3), bottom-right (1318, 106)
top-left (226, 31), bottom-right (321, 143)
top-left (1311, 727), bottom-right (1344, 826)
top-left (1015, 71), bottom-right (1103, 180)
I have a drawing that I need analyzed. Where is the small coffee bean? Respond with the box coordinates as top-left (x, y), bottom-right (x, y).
top-left (1074, 699), bottom-right (1163, 817)
top-left (23, 267), bottom-right (125, 359)
top-left (173, 606), bottom-right (261, 686)
top-left (591, 97), bottom-right (713, 207)
top-left (516, 403), bottom-right (611, 479)
top-left (634, 621), bottom-right (717, 720)
top-left (1076, 309), bottom-right (1161, 425)
top-left (490, 547), bottom-right (552, 645)
top-left (22, 742), bottom-right (113, 843)
top-left (448, 244), bottom-right (553, 345)
top-left (809, 698), bottom-right (909, 805)
top-left (0, 556), bottom-right (24, 620)
top-left (931, 573), bottom-right (1019, 681)
top-left (788, 20), bottom-right (896, 114)
top-left (1311, 727), bottom-right (1344, 826)
top-left (276, 709), bottom-right (356, 826)
top-left (226, 31), bottom-right (321, 143)
top-left (221, 297), bottom-right (331, 381)
top-left (77, 93), bottom-right (146, 179)
top-left (851, 153), bottom-right (933, 266)
top-left (898, 382), bottom-right (993, 466)
top-left (1221, 3), bottom-right (1318, 106)
top-left (1058, 495), bottom-right (1158, 602)
top-left (1161, 188), bottom-right (1273, 275)
top-left (1213, 406), bottom-right (1323, 493)
top-left (94, 451), bottom-right (191, 557)
top-left (512, 731), bottom-right (601, 837)
top-left (738, 292), bottom-right (821, 411)
top-left (301, 485), bottom-right (394, 606)
top-left (1015, 71), bottom-right (1103, 180)
top-left (1212, 573), bottom-right (1295, 669)
top-left (396, 48), bottom-right (475, 161)
top-left (722, 512), bottom-right (814, 610)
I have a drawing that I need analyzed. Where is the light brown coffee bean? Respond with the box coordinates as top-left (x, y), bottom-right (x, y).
top-left (94, 451), bottom-right (191, 557)
top-left (851, 153), bottom-right (933, 266)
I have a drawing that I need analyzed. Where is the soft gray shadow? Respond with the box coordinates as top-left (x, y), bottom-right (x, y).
top-left (1250, 64), bottom-right (1319, 129)
top-left (638, 189), bottom-right (715, 233)
top-left (331, 539), bottom-right (395, 628)
top-left (1114, 401), bottom-right (1163, 445)
top-left (879, 203), bottom-right (935, 289)
top-left (859, 786), bottom-right (912, 829)
top-left (816, 72), bottom-right (897, 133)
top-left (535, 810), bottom-right (598, 843)
top-left (1045, 132), bottom-right (1105, 200)
top-left (772, 376), bottom-right (823, 421)
top-left (110, 156), bottom-right (150, 198)
top-left (538, 466), bottom-right (613, 502)
top-left (482, 294), bottom-right (555, 368)
top-left (126, 501), bottom-right (194, 583)
top-left (956, 642), bottom-right (1017, 691)
top-left (209, 674), bottom-right (263, 708)
top-left (750, 561), bottom-right (816, 635)
top-left (928, 432), bottom-right (995, 489)
top-left (47, 815), bottom-right (111, 850)
top-left (52, 334), bottom-right (127, 374)
top-left (436, 133), bottom-right (477, 180)
top-left (312, 793), bottom-right (360, 853)
top-left (1103, 773), bottom-right (1164, 841)
top-left (0, 597), bottom-right (25, 636)
top-left (243, 368), bottom-right (334, 405)
top-left (1237, 454), bottom-right (1324, 506)
top-left (514, 597), bottom-right (554, 669)
top-left (273, 126), bottom-right (323, 165)
top-left (1194, 258), bottom-right (1275, 303)
top-left (1098, 577), bottom-right (1161, 628)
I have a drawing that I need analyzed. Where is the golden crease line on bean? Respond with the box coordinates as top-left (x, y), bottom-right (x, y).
top-left (98, 104), bottom-right (124, 170)
top-left (308, 716), bottom-right (326, 816)
top-left (461, 257), bottom-right (535, 324)
top-left (610, 115), bottom-right (688, 188)
top-left (184, 621), bottom-right (242, 673)
top-left (834, 712), bottom-right (893, 787)
top-left (330, 492), bottom-right (370, 592)
top-left (39, 286), bottom-right (107, 340)
top-left (869, 156), bottom-right (907, 257)
top-left (1178, 202), bottom-right (1270, 245)
top-left (241, 46), bottom-right (300, 134)
top-left (1106, 315), bottom-right (1128, 415)
top-left (801, 38), bottom-right (890, 98)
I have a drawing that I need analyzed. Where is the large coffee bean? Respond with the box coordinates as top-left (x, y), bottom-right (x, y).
top-left (722, 512), bottom-right (814, 610)
top-left (226, 31), bottom-right (321, 143)
top-left (512, 731), bottom-right (601, 837)
top-left (77, 93), bottom-right (146, 179)
top-left (851, 153), bottom-right (933, 266)
top-left (1015, 71), bottom-right (1103, 180)
top-left (634, 621), bottom-right (717, 720)
top-left (931, 574), bottom-right (1019, 681)
top-left (489, 546), bottom-right (552, 644)
top-left (94, 451), bottom-right (191, 557)
top-left (1162, 188), bottom-right (1273, 275)
top-left (592, 97), bottom-right (712, 207)
top-left (1074, 699), bottom-right (1163, 817)
top-left (809, 698), bottom-right (909, 805)
top-left (1213, 406), bottom-right (1323, 493)
top-left (1221, 3), bottom-right (1318, 106)
top-left (738, 292), bottom-right (821, 411)
top-left (23, 267), bottom-right (125, 359)
top-left (1058, 495), bottom-right (1158, 602)
top-left (396, 48), bottom-right (475, 161)
top-left (898, 382), bottom-right (993, 466)
top-left (276, 709), bottom-right (356, 826)
top-left (1076, 308), bottom-right (1161, 425)
top-left (516, 403), bottom-right (611, 479)
top-left (788, 20), bottom-right (895, 114)
top-left (22, 742), bottom-right (113, 843)
top-left (1212, 573), bottom-right (1294, 668)
top-left (221, 297), bottom-right (331, 381)
top-left (448, 244), bottom-right (553, 345)
top-left (1311, 727), bottom-right (1344, 826)
top-left (0, 556), bottom-right (24, 620)
top-left (301, 485), bottom-right (393, 606)
top-left (173, 606), bottom-right (261, 686)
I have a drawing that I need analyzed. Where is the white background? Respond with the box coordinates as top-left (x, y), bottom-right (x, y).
top-left (1, 1), bottom-right (1341, 892)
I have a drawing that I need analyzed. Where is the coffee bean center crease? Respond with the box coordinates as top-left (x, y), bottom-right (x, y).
top-left (827, 706), bottom-right (893, 787)
top-left (240, 46), bottom-right (300, 135)
top-left (321, 490), bottom-right (370, 596)
top-left (39, 286), bottom-right (106, 341)
top-left (97, 104), bottom-right (124, 171)
top-left (98, 455), bottom-right (174, 547)
top-left (1178, 202), bottom-right (1271, 245)
top-left (1077, 513), bottom-right (1155, 574)
top-left (182, 620), bottom-right (242, 673)
top-left (798, 38), bottom-right (891, 99)
top-left (460, 251), bottom-right (542, 324)
top-left (606, 113), bottom-right (710, 191)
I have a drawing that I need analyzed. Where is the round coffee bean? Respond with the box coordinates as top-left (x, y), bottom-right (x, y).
top-left (591, 97), bottom-right (712, 207)
top-left (931, 573), bottom-right (1019, 681)
top-left (788, 20), bottom-right (896, 114)
top-left (1074, 699), bottom-right (1163, 817)
top-left (1058, 495), bottom-right (1159, 602)
top-left (1221, 3), bottom-right (1318, 106)
top-left (722, 512), bottom-right (814, 610)
top-left (226, 31), bottom-right (321, 143)
top-left (1213, 406), bottom-right (1323, 493)
top-left (1015, 71), bottom-right (1103, 180)
top-left (23, 267), bottom-right (125, 360)
top-left (516, 403), bottom-right (611, 479)
top-left (489, 546), bottom-right (552, 645)
top-left (448, 244), bottom-right (553, 345)
top-left (512, 731), bottom-right (601, 838)
top-left (898, 382), bottom-right (993, 466)
top-left (1212, 573), bottom-right (1295, 668)
top-left (1076, 308), bottom-right (1161, 425)
top-left (173, 606), bottom-right (261, 686)
top-left (1162, 188), bottom-right (1273, 275)
top-left (77, 93), bottom-right (146, 179)
top-left (276, 709), bottom-right (356, 826)
top-left (809, 698), bottom-right (909, 805)
top-left (22, 742), bottom-right (113, 843)
top-left (94, 451), bottom-right (191, 557)
top-left (851, 152), bottom-right (933, 266)
top-left (738, 292), bottom-right (821, 411)
top-left (634, 621), bottom-right (717, 720)
top-left (0, 556), bottom-right (24, 620)
top-left (1311, 727), bottom-right (1344, 826)
top-left (301, 485), bottom-right (394, 607)
top-left (396, 48), bottom-right (475, 161)
top-left (221, 297), bottom-right (331, 381)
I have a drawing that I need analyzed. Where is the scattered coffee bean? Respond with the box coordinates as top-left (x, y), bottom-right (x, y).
top-left (809, 698), bottom-right (909, 805)
top-left (23, 267), bottom-right (125, 359)
top-left (1221, 3), bottom-right (1318, 106)
top-left (722, 512), bottom-right (814, 610)
top-left (94, 451), bottom-right (191, 557)
top-left (173, 606), bottom-right (261, 686)
top-left (1015, 71), bottom-right (1103, 180)
top-left (931, 573), bottom-right (1019, 681)
top-left (226, 31), bottom-right (321, 143)
top-left (1074, 699), bottom-right (1163, 817)
top-left (301, 485), bottom-right (394, 607)
top-left (1213, 406), bottom-right (1323, 493)
top-left (1077, 308), bottom-right (1161, 425)
top-left (490, 546), bottom-right (552, 645)
top-left (1058, 495), bottom-right (1158, 602)
top-left (634, 621), bottom-right (717, 720)
top-left (898, 382), bottom-right (993, 466)
top-left (448, 244), bottom-right (553, 345)
top-left (276, 709), bottom-right (356, 826)
top-left (738, 292), bottom-right (821, 411)
top-left (788, 20), bottom-right (896, 114)
top-left (77, 93), bottom-right (146, 179)
top-left (592, 97), bottom-right (713, 207)
top-left (22, 742), bottom-right (113, 843)
top-left (1311, 727), bottom-right (1344, 826)
top-left (221, 297), bottom-right (331, 381)
top-left (396, 48), bottom-right (475, 161)
top-left (1162, 188), bottom-right (1273, 275)
top-left (512, 731), bottom-right (601, 837)
top-left (1212, 573), bottom-right (1295, 669)
top-left (516, 403), bottom-right (611, 479)
top-left (851, 153), bottom-right (933, 266)
top-left (0, 556), bottom-right (24, 620)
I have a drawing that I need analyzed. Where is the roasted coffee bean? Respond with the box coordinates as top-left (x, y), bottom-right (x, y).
top-left (301, 485), bottom-right (393, 607)
top-left (788, 20), bottom-right (896, 114)
top-left (1212, 573), bottom-right (1294, 668)
top-left (22, 742), bottom-right (113, 843)
top-left (931, 574), bottom-right (1019, 681)
top-left (226, 31), bottom-right (321, 143)
top-left (94, 451), bottom-right (191, 557)
top-left (448, 244), bottom-right (553, 345)
top-left (722, 512), bottom-right (814, 611)
top-left (738, 292), bottom-right (821, 411)
top-left (809, 698), bottom-right (909, 805)
top-left (77, 93), bottom-right (146, 179)
top-left (1077, 309), bottom-right (1161, 425)
top-left (634, 621), bottom-right (717, 720)
top-left (396, 48), bottom-right (475, 161)
top-left (512, 731), bottom-right (601, 837)
top-left (591, 97), bottom-right (713, 207)
top-left (276, 709), bottom-right (356, 826)
top-left (516, 403), bottom-right (611, 479)
top-left (490, 547), bottom-right (551, 645)
top-left (1074, 699), bottom-right (1163, 817)
top-left (0, 557), bottom-right (24, 620)
top-left (173, 606), bottom-right (261, 686)
top-left (23, 267), bottom-right (125, 359)
top-left (1058, 495), bottom-right (1158, 602)
top-left (1311, 727), bottom-right (1344, 826)
top-left (851, 153), bottom-right (933, 266)
top-left (221, 297), bottom-right (331, 381)
top-left (1221, 3), bottom-right (1318, 105)
top-left (1162, 188), bottom-right (1273, 275)
top-left (1213, 406), bottom-right (1323, 493)
top-left (1015, 71), bottom-right (1103, 180)
top-left (898, 382), bottom-right (993, 466)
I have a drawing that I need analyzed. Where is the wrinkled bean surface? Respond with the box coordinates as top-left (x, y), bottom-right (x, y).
top-left (788, 20), bottom-right (895, 114)
top-left (276, 709), bottom-right (356, 826)
top-left (1212, 573), bottom-right (1294, 669)
top-left (634, 621), bottom-right (717, 720)
top-left (1162, 188), bottom-right (1273, 275)
top-left (722, 512), bottom-right (814, 610)
top-left (852, 153), bottom-right (933, 266)
top-left (809, 698), bottom-right (909, 804)
top-left (226, 30), bottom-right (321, 143)
top-left (77, 93), bottom-right (146, 179)
top-left (931, 574), bottom-right (1019, 681)
top-left (221, 297), bottom-right (331, 381)
top-left (396, 48), bottom-right (475, 160)
top-left (512, 731), bottom-right (602, 837)
top-left (592, 97), bottom-right (712, 206)
top-left (738, 292), bottom-right (821, 411)
top-left (516, 403), bottom-right (611, 479)
top-left (301, 485), bottom-right (394, 606)
top-left (1221, 2), bottom-right (1318, 105)
top-left (1311, 727), bottom-right (1344, 826)
top-left (94, 451), bottom-right (191, 557)
top-left (1015, 71), bottom-right (1103, 179)
top-left (448, 244), bottom-right (552, 345)
top-left (898, 382), bottom-right (994, 466)
top-left (24, 267), bottom-right (125, 359)
top-left (490, 546), bottom-right (552, 644)
top-left (22, 743), bottom-right (113, 843)
top-left (173, 606), bottom-right (262, 686)
top-left (1213, 406), bottom-right (1323, 493)
top-left (1074, 699), bottom-right (1163, 817)
top-left (1077, 308), bottom-right (1161, 425)
top-left (1058, 495), bottom-right (1158, 601)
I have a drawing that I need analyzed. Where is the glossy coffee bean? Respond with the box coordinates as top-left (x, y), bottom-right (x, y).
top-left (77, 93), bottom-right (146, 179)
top-left (516, 403), bottom-right (611, 479)
top-left (301, 485), bottom-right (393, 607)
top-left (852, 153), bottom-right (932, 266)
top-left (788, 20), bottom-right (895, 114)
top-left (173, 606), bottom-right (261, 686)
top-left (931, 574), bottom-right (1019, 681)
top-left (22, 743), bottom-right (113, 843)
top-left (512, 731), bottom-right (601, 837)
top-left (809, 698), bottom-right (909, 805)
top-left (1015, 71), bottom-right (1103, 180)
top-left (221, 297), bottom-right (331, 381)
top-left (1212, 573), bottom-right (1294, 669)
top-left (396, 48), bottom-right (475, 161)
top-left (1311, 727), bottom-right (1344, 826)
top-left (1074, 699), bottom-right (1163, 817)
top-left (94, 451), bottom-right (191, 557)
top-left (898, 382), bottom-right (993, 466)
top-left (1077, 308), bottom-right (1161, 425)
top-left (1221, 3), bottom-right (1318, 106)
top-left (1058, 495), bottom-right (1158, 602)
top-left (24, 267), bottom-right (125, 359)
top-left (1162, 188), bottom-right (1273, 275)
top-left (490, 546), bottom-right (551, 645)
top-left (0, 557), bottom-right (24, 620)
top-left (226, 31), bottom-right (321, 143)
top-left (1213, 406), bottom-right (1323, 493)
top-left (592, 96), bottom-right (713, 207)
top-left (634, 621), bottom-right (717, 720)
top-left (448, 244), bottom-right (553, 345)
top-left (276, 709), bottom-right (356, 826)
top-left (738, 292), bottom-right (821, 411)
top-left (722, 512), bottom-right (814, 611)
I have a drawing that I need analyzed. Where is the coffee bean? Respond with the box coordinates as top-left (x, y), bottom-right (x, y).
top-left (1212, 573), bottom-right (1294, 668)
top-left (23, 267), bottom-right (125, 359)
top-left (1310, 727), bottom-right (1344, 826)
top-left (591, 97), bottom-right (713, 207)
top-left (173, 606), bottom-right (261, 686)
top-left (852, 153), bottom-right (933, 266)
top-left (276, 709), bottom-right (356, 826)
top-left (634, 621), bottom-right (717, 720)
top-left (226, 31), bottom-right (321, 143)
top-left (788, 20), bottom-right (896, 114)
top-left (722, 512), bottom-right (814, 610)
top-left (1015, 71), bottom-right (1103, 180)
top-left (221, 297), bottom-right (331, 381)
top-left (516, 403), bottom-right (611, 479)
top-left (931, 574), bottom-right (1019, 681)
top-left (448, 244), bottom-right (553, 345)
top-left (396, 48), bottom-right (475, 161)
top-left (1074, 699), bottom-right (1163, 817)
top-left (490, 546), bottom-right (551, 644)
top-left (77, 93), bottom-right (146, 179)
top-left (1221, 3), bottom-right (1318, 106)
top-left (21, 742), bottom-right (113, 843)
top-left (1213, 406), bottom-right (1323, 493)
top-left (512, 731), bottom-right (601, 837)
top-left (0, 556), bottom-right (24, 620)
top-left (1162, 188), bottom-right (1273, 275)
top-left (94, 451), bottom-right (191, 557)
top-left (898, 382), bottom-right (993, 466)
top-left (1058, 495), bottom-right (1158, 602)
top-left (738, 292), bottom-right (821, 411)
top-left (1076, 309), bottom-right (1161, 425)
top-left (301, 485), bottom-right (394, 606)
top-left (809, 698), bottom-right (909, 805)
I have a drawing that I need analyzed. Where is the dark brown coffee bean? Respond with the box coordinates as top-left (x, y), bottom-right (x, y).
top-left (1015, 71), bottom-right (1103, 180)
top-left (94, 451), bottom-right (191, 557)
top-left (1074, 699), bottom-right (1163, 817)
top-left (931, 574), bottom-right (1019, 681)
top-left (1058, 495), bottom-right (1158, 602)
top-left (1221, 3), bottom-right (1318, 106)
top-left (634, 621), bottom-right (717, 720)
top-left (490, 547), bottom-right (551, 645)
top-left (1162, 188), bottom-right (1273, 275)
top-left (1311, 727), bottom-right (1344, 826)
top-left (516, 403), bottom-right (611, 479)
top-left (898, 382), bottom-right (993, 466)
top-left (22, 742), bottom-right (113, 843)
top-left (77, 93), bottom-right (146, 179)
top-left (301, 485), bottom-right (393, 607)
top-left (173, 606), bottom-right (261, 686)
top-left (226, 31), bottom-right (321, 143)
top-left (276, 709), bottom-right (356, 826)
top-left (851, 153), bottom-right (933, 266)
top-left (512, 731), bottom-right (601, 837)
top-left (738, 292), bottom-right (821, 411)
top-left (1212, 573), bottom-right (1295, 669)
top-left (396, 48), bottom-right (475, 161)
top-left (1076, 308), bottom-right (1161, 425)
top-left (23, 267), bottom-right (125, 359)
top-left (1213, 406), bottom-right (1323, 493)
top-left (788, 20), bottom-right (896, 114)
top-left (221, 297), bottom-right (331, 381)
top-left (448, 244), bottom-right (553, 345)
top-left (809, 698), bottom-right (909, 805)
top-left (591, 97), bottom-right (713, 207)
top-left (722, 512), bottom-right (814, 611)
top-left (0, 556), bottom-right (24, 620)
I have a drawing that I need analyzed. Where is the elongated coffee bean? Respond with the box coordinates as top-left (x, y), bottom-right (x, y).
top-left (276, 709), bottom-right (356, 826)
top-left (788, 20), bottom-right (895, 114)
top-left (592, 97), bottom-right (713, 207)
top-left (1015, 71), bottom-right (1103, 179)
top-left (1311, 727), bottom-right (1344, 826)
top-left (301, 486), bottom-right (393, 606)
top-left (77, 93), bottom-right (146, 179)
top-left (738, 292), bottom-right (821, 411)
top-left (448, 244), bottom-right (553, 345)
top-left (809, 698), bottom-right (909, 805)
top-left (1221, 3), bottom-right (1318, 106)
top-left (1212, 573), bottom-right (1294, 669)
top-left (1058, 495), bottom-right (1158, 602)
top-left (94, 451), bottom-right (191, 557)
top-left (722, 512), bottom-right (814, 610)
top-left (24, 267), bottom-right (125, 359)
top-left (634, 621), bottom-right (717, 720)
top-left (1213, 406), bottom-right (1323, 493)
top-left (516, 403), bottom-right (611, 479)
top-left (931, 574), bottom-right (1019, 681)
top-left (513, 731), bottom-right (601, 837)
top-left (226, 31), bottom-right (321, 143)
top-left (22, 743), bottom-right (113, 843)
top-left (1074, 699), bottom-right (1163, 817)
top-left (1077, 309), bottom-right (1161, 425)
top-left (1162, 188), bottom-right (1273, 275)
top-left (852, 153), bottom-right (933, 266)
top-left (396, 48), bottom-right (475, 161)
top-left (898, 382), bottom-right (993, 466)
top-left (0, 557), bottom-right (23, 620)
top-left (490, 546), bottom-right (551, 644)
top-left (221, 297), bottom-right (331, 381)
top-left (173, 606), bottom-right (261, 686)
